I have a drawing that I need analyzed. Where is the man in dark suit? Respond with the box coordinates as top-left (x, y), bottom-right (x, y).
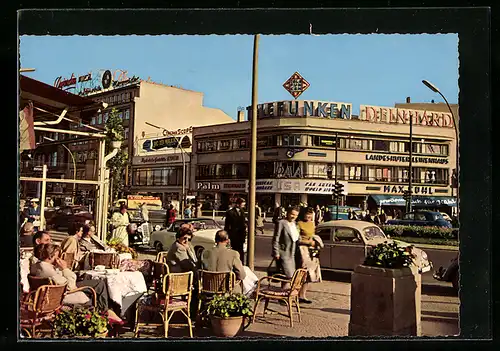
top-left (201, 230), bottom-right (246, 281)
top-left (224, 198), bottom-right (247, 263)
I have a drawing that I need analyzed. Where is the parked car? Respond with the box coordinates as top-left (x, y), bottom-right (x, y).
top-left (149, 218), bottom-right (247, 259)
top-left (46, 205), bottom-right (93, 230)
top-left (433, 253), bottom-right (459, 292)
top-left (386, 210), bottom-right (452, 228)
top-left (315, 220), bottom-right (433, 274)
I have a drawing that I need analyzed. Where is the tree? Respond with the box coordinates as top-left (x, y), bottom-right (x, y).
top-left (105, 108), bottom-right (128, 201)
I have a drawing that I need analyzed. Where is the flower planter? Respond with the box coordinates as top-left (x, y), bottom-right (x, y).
top-left (348, 264), bottom-right (422, 336)
top-left (210, 316), bottom-right (245, 337)
top-left (111, 140), bottom-right (122, 149)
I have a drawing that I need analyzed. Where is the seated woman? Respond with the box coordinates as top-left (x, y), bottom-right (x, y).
top-left (30, 243), bottom-right (122, 323)
top-left (166, 227), bottom-right (198, 274)
top-left (19, 222), bottom-right (35, 248)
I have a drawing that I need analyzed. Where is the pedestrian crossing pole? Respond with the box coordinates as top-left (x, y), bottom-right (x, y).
top-left (247, 34), bottom-right (260, 271)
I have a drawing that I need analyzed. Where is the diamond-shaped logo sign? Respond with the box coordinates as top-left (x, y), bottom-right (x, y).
top-left (283, 72), bottom-right (310, 99)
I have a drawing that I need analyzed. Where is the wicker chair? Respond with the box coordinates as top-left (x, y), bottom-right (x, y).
top-left (61, 252), bottom-right (76, 271)
top-left (89, 252), bottom-right (120, 269)
top-left (252, 269), bottom-right (308, 328)
top-left (134, 271), bottom-right (194, 338)
top-left (155, 251), bottom-right (169, 265)
top-left (196, 270), bottom-right (236, 326)
top-left (20, 283), bottom-right (67, 338)
top-left (27, 275), bottom-right (97, 309)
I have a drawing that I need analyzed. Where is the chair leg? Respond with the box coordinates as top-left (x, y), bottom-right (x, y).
top-left (252, 296), bottom-right (263, 323)
top-left (288, 298), bottom-right (293, 328)
top-left (133, 304), bottom-right (141, 337)
top-left (186, 309), bottom-right (193, 338)
top-left (294, 296), bottom-right (301, 323)
top-left (263, 298), bottom-right (270, 316)
top-left (164, 311), bottom-right (169, 338)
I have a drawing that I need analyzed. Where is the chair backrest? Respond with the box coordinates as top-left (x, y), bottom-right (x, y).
top-left (28, 275), bottom-right (52, 292)
top-left (290, 269), bottom-right (308, 293)
top-left (198, 270), bottom-right (235, 295)
top-left (61, 252), bottom-right (75, 270)
top-left (151, 262), bottom-right (169, 293)
top-left (32, 284), bottom-right (67, 314)
top-left (163, 271), bottom-right (193, 298)
top-left (155, 251), bottom-right (169, 264)
top-left (89, 252), bottom-right (119, 269)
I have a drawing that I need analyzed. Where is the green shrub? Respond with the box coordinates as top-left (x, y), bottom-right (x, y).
top-left (206, 293), bottom-right (253, 318)
top-left (381, 225), bottom-right (458, 240)
top-left (364, 241), bottom-right (415, 269)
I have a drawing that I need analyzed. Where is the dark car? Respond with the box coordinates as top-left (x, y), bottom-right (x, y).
top-left (433, 253), bottom-right (459, 292)
top-left (386, 210), bottom-right (452, 228)
top-left (46, 205), bottom-right (93, 230)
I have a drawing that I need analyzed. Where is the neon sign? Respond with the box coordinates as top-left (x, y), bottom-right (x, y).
top-left (53, 70), bottom-right (141, 95)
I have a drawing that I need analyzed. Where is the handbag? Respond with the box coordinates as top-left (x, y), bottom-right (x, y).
top-left (266, 258), bottom-right (284, 277)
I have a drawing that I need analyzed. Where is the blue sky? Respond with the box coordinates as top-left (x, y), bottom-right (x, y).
top-left (19, 34), bottom-right (458, 119)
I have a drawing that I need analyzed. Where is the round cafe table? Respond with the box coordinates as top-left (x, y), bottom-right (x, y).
top-left (81, 270), bottom-right (147, 317)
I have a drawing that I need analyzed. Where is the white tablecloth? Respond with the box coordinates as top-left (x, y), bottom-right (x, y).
top-left (82, 270), bottom-right (147, 315)
top-left (20, 256), bottom-right (31, 293)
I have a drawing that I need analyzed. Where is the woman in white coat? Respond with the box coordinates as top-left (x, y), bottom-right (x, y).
top-left (111, 204), bottom-right (130, 246)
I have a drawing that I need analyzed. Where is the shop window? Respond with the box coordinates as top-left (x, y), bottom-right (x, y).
top-left (97, 114), bottom-right (102, 124)
top-left (257, 136), bottom-right (270, 147)
top-left (216, 164), bottom-right (234, 178)
top-left (235, 164), bottom-right (249, 178)
top-left (256, 162), bottom-right (274, 178)
top-left (344, 165), bottom-right (362, 180)
top-left (282, 134), bottom-right (301, 146)
top-left (152, 169), bottom-right (163, 186)
top-left (204, 141), bottom-right (217, 152)
top-left (306, 163), bottom-right (329, 179)
top-left (218, 140), bottom-right (231, 151)
top-left (124, 109), bottom-right (130, 120)
top-left (312, 135), bottom-right (337, 148)
top-left (373, 140), bottom-right (389, 151)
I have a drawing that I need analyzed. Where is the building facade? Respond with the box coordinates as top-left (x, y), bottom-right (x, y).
top-left (192, 99), bottom-right (458, 216)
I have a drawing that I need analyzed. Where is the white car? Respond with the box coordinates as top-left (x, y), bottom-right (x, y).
top-left (315, 220), bottom-right (433, 274)
top-left (149, 218), bottom-right (247, 259)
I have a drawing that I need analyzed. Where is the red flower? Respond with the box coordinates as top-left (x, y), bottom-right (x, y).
top-left (85, 314), bottom-right (91, 320)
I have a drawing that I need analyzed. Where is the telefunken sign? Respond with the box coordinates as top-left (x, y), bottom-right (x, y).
top-left (247, 100), bottom-right (352, 120)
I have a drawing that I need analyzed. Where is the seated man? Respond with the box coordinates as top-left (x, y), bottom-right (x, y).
top-left (29, 231), bottom-right (52, 265)
top-left (30, 243), bottom-right (122, 322)
top-left (79, 223), bottom-right (107, 252)
top-left (201, 230), bottom-right (246, 281)
top-left (60, 223), bottom-right (85, 267)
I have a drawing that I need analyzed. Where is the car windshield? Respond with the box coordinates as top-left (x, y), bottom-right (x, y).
top-left (363, 226), bottom-right (386, 240)
top-left (170, 219), bottom-right (221, 231)
top-left (73, 207), bottom-right (89, 214)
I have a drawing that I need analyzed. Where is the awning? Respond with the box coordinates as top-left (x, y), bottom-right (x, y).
top-left (370, 195), bottom-right (457, 207)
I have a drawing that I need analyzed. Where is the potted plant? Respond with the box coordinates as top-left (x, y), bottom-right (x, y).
top-left (348, 241), bottom-right (422, 336)
top-left (205, 292), bottom-right (253, 337)
top-left (53, 307), bottom-right (110, 338)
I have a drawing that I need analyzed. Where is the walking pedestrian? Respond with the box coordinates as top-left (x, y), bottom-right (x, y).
top-left (184, 204), bottom-right (192, 219)
top-left (314, 205), bottom-right (323, 226)
top-left (323, 207), bottom-right (333, 222)
top-left (363, 211), bottom-right (374, 223)
top-left (165, 204), bottom-right (177, 228)
top-left (224, 198), bottom-right (247, 263)
top-left (272, 206), bottom-right (300, 289)
top-left (255, 204), bottom-right (265, 235)
top-left (379, 209), bottom-right (387, 224)
top-left (111, 203), bottom-right (130, 246)
top-left (297, 208), bottom-right (322, 304)
top-left (195, 203), bottom-right (203, 218)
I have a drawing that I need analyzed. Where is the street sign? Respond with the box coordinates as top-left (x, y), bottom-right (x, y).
top-left (33, 166), bottom-right (43, 172)
top-left (282, 72), bottom-right (310, 99)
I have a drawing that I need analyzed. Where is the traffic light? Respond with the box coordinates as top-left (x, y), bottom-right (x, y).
top-left (402, 190), bottom-right (412, 202)
top-left (333, 182), bottom-right (345, 199)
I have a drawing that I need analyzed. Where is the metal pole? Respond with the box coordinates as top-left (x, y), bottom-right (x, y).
top-left (97, 139), bottom-right (106, 241)
top-left (335, 132), bottom-right (339, 220)
top-left (408, 112), bottom-right (413, 212)
top-left (40, 165), bottom-right (47, 230)
top-left (61, 144), bottom-right (77, 203)
top-left (247, 34), bottom-right (260, 270)
top-left (181, 149), bottom-right (186, 219)
top-left (438, 92), bottom-right (459, 221)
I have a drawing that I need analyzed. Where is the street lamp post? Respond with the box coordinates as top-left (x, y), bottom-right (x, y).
top-left (145, 122), bottom-right (188, 218)
top-left (422, 80), bottom-right (459, 220)
top-left (44, 136), bottom-right (77, 204)
top-left (247, 34), bottom-right (260, 270)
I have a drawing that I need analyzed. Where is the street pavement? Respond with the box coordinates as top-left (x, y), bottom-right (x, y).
top-left (48, 228), bottom-right (459, 338)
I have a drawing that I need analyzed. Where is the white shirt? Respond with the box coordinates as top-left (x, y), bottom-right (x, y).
top-left (286, 221), bottom-right (300, 242)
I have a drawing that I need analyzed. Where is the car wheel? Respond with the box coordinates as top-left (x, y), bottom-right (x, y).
top-left (194, 246), bottom-right (204, 260)
top-left (154, 241), bottom-right (164, 253)
top-left (451, 270), bottom-right (459, 293)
